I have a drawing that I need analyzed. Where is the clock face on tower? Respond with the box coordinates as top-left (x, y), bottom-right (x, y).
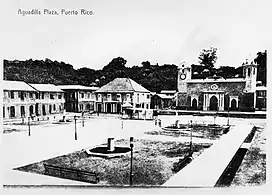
top-left (180, 74), bottom-right (186, 80)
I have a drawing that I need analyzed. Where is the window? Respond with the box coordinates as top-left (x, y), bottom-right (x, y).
top-left (126, 94), bottom-right (130, 101)
top-left (18, 92), bottom-right (24, 100)
top-left (87, 93), bottom-right (91, 99)
top-left (80, 104), bottom-right (83, 110)
top-left (248, 68), bottom-right (251, 77)
top-left (42, 92), bottom-right (45, 99)
top-left (29, 93), bottom-right (33, 98)
top-left (81, 93), bottom-right (84, 98)
top-left (50, 93), bottom-right (54, 99)
top-left (147, 94), bottom-right (150, 99)
top-left (53, 104), bottom-right (56, 111)
top-left (107, 94), bottom-right (111, 101)
top-left (10, 91), bottom-right (14, 99)
top-left (117, 94), bottom-right (121, 101)
top-left (137, 94), bottom-right (139, 103)
top-left (58, 94), bottom-right (62, 99)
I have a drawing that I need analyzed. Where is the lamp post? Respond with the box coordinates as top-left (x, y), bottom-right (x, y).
top-left (129, 137), bottom-right (134, 186)
top-left (227, 107), bottom-right (230, 126)
top-left (190, 120), bottom-right (193, 152)
top-left (74, 115), bottom-right (78, 140)
top-left (82, 112), bottom-right (84, 127)
top-left (28, 116), bottom-right (31, 136)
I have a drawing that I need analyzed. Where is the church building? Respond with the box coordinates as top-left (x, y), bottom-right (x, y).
top-left (176, 61), bottom-right (261, 112)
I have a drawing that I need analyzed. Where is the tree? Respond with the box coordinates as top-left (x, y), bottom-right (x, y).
top-left (254, 50), bottom-right (267, 86)
top-left (103, 57), bottom-right (127, 71)
top-left (198, 47), bottom-right (218, 69)
top-left (141, 61), bottom-right (151, 69)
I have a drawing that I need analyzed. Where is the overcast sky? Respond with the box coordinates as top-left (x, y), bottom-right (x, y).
top-left (2, 0), bottom-right (271, 69)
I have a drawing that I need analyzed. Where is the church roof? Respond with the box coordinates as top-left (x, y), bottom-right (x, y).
top-left (96, 78), bottom-right (150, 93)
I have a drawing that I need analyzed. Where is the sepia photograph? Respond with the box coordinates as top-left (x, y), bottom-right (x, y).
top-left (1, 0), bottom-right (270, 193)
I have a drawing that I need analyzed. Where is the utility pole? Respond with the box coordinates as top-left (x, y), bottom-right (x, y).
top-left (74, 115), bottom-right (78, 140)
top-left (130, 137), bottom-right (134, 186)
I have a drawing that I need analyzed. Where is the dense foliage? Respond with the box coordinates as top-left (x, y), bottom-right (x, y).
top-left (3, 51), bottom-right (266, 92)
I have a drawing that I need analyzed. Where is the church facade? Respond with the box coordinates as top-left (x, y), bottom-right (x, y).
top-left (176, 61), bottom-right (260, 112)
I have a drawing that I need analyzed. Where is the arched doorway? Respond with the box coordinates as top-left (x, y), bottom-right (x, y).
top-left (42, 105), bottom-right (46, 115)
top-left (20, 106), bottom-right (25, 117)
top-left (209, 96), bottom-right (218, 111)
top-left (35, 103), bottom-right (39, 116)
top-left (192, 98), bottom-right (197, 110)
top-left (107, 103), bottom-right (111, 113)
top-left (97, 104), bottom-right (102, 112)
top-left (29, 105), bottom-right (34, 116)
top-left (117, 104), bottom-right (121, 113)
top-left (49, 105), bottom-right (52, 114)
top-left (231, 99), bottom-right (237, 110)
top-left (10, 106), bottom-right (15, 118)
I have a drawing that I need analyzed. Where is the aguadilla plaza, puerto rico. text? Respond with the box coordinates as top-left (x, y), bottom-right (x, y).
top-left (17, 8), bottom-right (94, 16)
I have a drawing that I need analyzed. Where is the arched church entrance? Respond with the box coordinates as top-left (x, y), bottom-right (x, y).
top-left (192, 99), bottom-right (197, 110)
top-left (231, 99), bottom-right (237, 110)
top-left (209, 96), bottom-right (218, 111)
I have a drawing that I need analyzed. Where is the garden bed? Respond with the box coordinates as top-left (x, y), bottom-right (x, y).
top-left (14, 139), bottom-right (211, 186)
top-left (146, 124), bottom-right (228, 140)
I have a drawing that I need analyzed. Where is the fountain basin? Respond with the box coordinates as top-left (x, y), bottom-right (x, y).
top-left (85, 145), bottom-right (131, 159)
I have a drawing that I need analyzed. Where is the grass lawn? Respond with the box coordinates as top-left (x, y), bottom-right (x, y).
top-left (14, 138), bottom-right (211, 186)
top-left (231, 127), bottom-right (266, 186)
top-left (146, 124), bottom-right (227, 140)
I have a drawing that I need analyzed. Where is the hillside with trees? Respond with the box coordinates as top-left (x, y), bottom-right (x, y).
top-left (3, 50), bottom-right (266, 92)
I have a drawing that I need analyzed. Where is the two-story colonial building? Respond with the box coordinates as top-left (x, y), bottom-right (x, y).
top-left (3, 80), bottom-right (38, 119)
top-left (28, 84), bottom-right (65, 116)
top-left (58, 85), bottom-right (98, 113)
top-left (95, 78), bottom-right (151, 113)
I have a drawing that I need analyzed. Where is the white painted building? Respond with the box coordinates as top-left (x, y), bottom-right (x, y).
top-left (28, 84), bottom-right (65, 115)
top-left (3, 80), bottom-right (37, 119)
top-left (95, 78), bottom-right (151, 113)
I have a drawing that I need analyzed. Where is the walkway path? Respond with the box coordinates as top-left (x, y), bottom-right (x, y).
top-left (163, 124), bottom-right (254, 187)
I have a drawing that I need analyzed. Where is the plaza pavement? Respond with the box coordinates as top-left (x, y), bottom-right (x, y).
top-left (2, 114), bottom-right (266, 186)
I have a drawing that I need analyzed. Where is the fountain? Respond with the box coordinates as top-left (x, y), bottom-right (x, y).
top-left (85, 138), bottom-right (131, 159)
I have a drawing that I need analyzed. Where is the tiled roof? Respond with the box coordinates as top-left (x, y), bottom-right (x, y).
top-left (2, 80), bottom-right (36, 91)
top-left (57, 85), bottom-right (99, 91)
top-left (29, 83), bottom-right (63, 92)
top-left (96, 78), bottom-right (150, 93)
